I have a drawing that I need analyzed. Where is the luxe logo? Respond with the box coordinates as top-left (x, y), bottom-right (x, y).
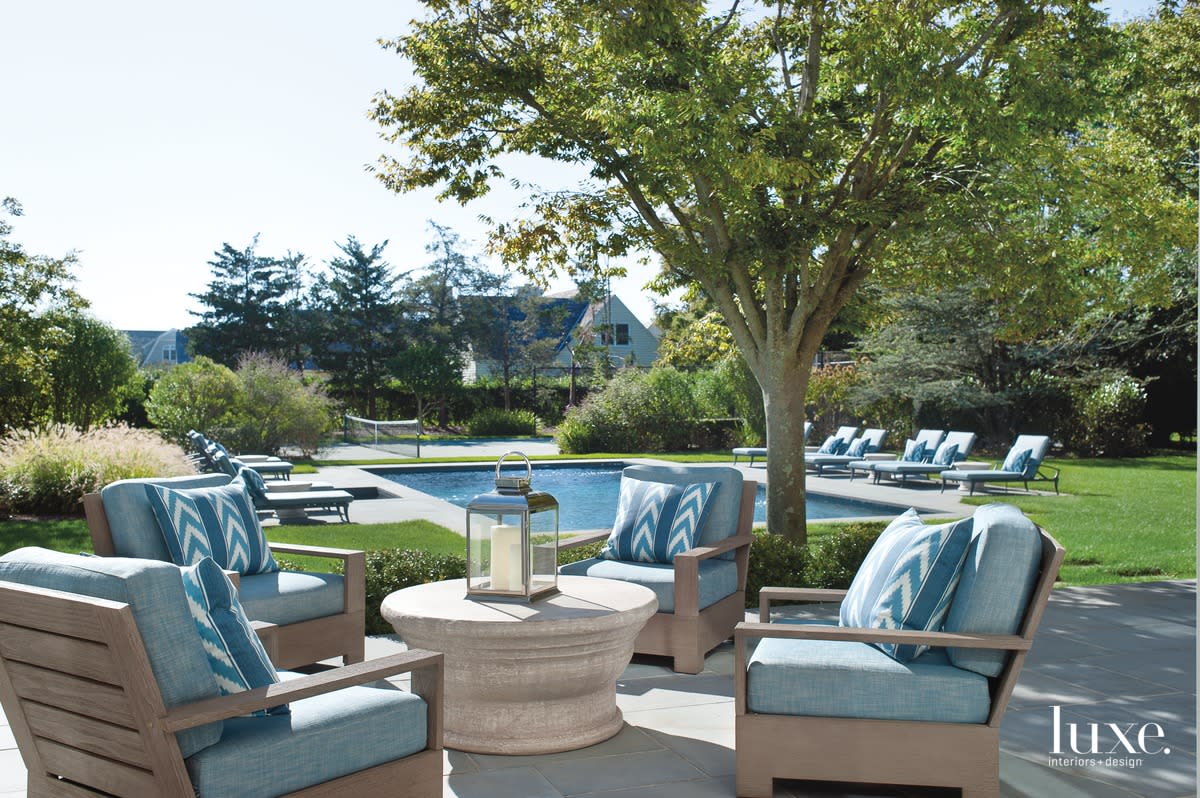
top-left (1048, 705), bottom-right (1170, 769)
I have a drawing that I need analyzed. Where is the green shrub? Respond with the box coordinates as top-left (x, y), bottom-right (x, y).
top-left (146, 354), bottom-right (336, 456)
top-left (361, 548), bottom-right (468, 634)
top-left (557, 539), bottom-right (605, 565)
top-left (0, 424), bottom-right (194, 516)
top-left (745, 529), bottom-right (811, 607)
top-left (466, 408), bottom-right (539, 436)
top-left (555, 367), bottom-right (705, 454)
top-left (1073, 375), bottom-right (1150, 456)
top-left (743, 523), bottom-right (885, 607)
top-left (806, 523), bottom-right (885, 589)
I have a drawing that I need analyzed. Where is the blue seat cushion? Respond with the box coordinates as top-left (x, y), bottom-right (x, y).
top-left (100, 474), bottom-right (234, 562)
top-left (180, 558), bottom-right (285, 715)
top-left (600, 477), bottom-right (717, 564)
top-left (944, 503), bottom-right (1043, 677)
top-left (942, 469), bottom-right (1027, 483)
top-left (0, 548), bottom-right (223, 757)
top-left (746, 626), bottom-right (991, 723)
top-left (619, 465), bottom-right (745, 560)
top-left (237, 570), bottom-right (346, 627)
top-left (558, 557), bottom-right (737, 613)
top-left (185, 673), bottom-right (428, 798)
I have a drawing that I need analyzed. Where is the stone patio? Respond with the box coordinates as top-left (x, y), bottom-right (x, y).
top-left (0, 443), bottom-right (1193, 795)
top-left (0, 581), bottom-right (1192, 797)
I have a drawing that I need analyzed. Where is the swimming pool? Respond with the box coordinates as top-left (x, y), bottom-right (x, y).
top-left (375, 463), bottom-right (912, 531)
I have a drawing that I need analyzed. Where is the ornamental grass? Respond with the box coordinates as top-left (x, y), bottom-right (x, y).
top-left (0, 424), bottom-right (194, 516)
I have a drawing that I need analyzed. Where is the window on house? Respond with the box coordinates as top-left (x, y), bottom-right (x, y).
top-left (615, 324), bottom-right (630, 345)
top-left (163, 346), bottom-right (176, 363)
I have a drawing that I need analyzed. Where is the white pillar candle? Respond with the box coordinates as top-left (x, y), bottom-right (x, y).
top-left (490, 524), bottom-right (524, 591)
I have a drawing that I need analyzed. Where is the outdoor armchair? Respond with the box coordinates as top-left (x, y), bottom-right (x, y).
top-left (559, 464), bottom-right (756, 673)
top-left (0, 547), bottom-right (442, 798)
top-left (82, 473), bottom-right (365, 668)
top-left (734, 504), bottom-right (1064, 797)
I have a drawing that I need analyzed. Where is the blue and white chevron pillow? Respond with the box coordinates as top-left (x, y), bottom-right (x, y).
top-left (146, 482), bottom-right (278, 575)
top-left (862, 517), bottom-right (973, 662)
top-left (901, 439), bottom-right (927, 462)
top-left (600, 478), bottom-right (719, 564)
top-left (840, 508), bottom-right (926, 628)
top-left (1002, 447), bottom-right (1033, 474)
top-left (180, 557), bottom-right (287, 716)
top-left (931, 442), bottom-right (959, 467)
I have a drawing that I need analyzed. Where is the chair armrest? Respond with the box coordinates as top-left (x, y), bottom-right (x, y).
top-left (558, 530), bottom-right (610, 550)
top-left (757, 586), bottom-right (847, 622)
top-left (268, 543), bottom-right (361, 560)
top-left (675, 533), bottom-right (753, 562)
top-left (162, 649), bottom-right (444, 733)
top-left (734, 621), bottom-right (1030, 652)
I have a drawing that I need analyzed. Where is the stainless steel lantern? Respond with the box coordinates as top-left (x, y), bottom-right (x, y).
top-left (465, 452), bottom-right (560, 601)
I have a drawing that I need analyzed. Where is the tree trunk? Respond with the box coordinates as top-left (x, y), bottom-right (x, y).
top-left (762, 359), bottom-right (811, 545)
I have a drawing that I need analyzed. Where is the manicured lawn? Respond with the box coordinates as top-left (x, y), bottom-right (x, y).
top-left (2, 453), bottom-right (1193, 587)
top-left (957, 453), bottom-right (1196, 585)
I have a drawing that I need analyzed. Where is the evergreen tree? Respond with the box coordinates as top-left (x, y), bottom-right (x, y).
top-left (310, 236), bottom-right (403, 419)
top-left (187, 237), bottom-right (292, 366)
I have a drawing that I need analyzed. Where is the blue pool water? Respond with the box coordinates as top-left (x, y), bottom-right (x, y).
top-left (377, 463), bottom-right (911, 531)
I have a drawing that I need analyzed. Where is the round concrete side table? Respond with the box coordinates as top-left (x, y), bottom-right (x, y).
top-left (381, 575), bottom-right (657, 755)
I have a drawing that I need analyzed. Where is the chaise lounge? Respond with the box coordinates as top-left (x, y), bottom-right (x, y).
top-left (865, 430), bottom-right (978, 485)
top-left (805, 428), bottom-right (887, 475)
top-left (733, 422), bottom-right (811, 466)
top-left (940, 434), bottom-right (1060, 495)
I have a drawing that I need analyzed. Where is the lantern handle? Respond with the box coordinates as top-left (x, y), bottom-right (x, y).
top-left (495, 451), bottom-right (533, 482)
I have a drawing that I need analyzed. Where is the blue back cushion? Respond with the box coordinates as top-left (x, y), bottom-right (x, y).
top-left (617, 464), bottom-right (745, 559)
top-left (601, 478), bottom-right (717, 563)
top-left (146, 481), bottom-right (278, 575)
top-left (0, 548), bottom-right (223, 757)
top-left (180, 558), bottom-right (286, 715)
top-left (943, 504), bottom-right (1044, 676)
top-left (100, 474), bottom-right (235, 562)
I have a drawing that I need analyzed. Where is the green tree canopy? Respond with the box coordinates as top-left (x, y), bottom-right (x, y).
top-left (372, 0), bottom-right (1114, 541)
top-left (0, 197), bottom-right (88, 432)
top-left (187, 237), bottom-right (297, 366)
top-left (310, 236), bottom-right (403, 418)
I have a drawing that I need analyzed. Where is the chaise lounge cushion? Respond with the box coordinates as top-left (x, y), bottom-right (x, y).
top-left (237, 569), bottom-right (346, 626)
top-left (943, 503), bottom-right (1043, 676)
top-left (145, 481), bottom-right (279, 575)
top-left (0, 547), bottom-right (223, 757)
top-left (746, 623), bottom-right (991, 723)
top-left (558, 556), bottom-right (737, 613)
top-left (185, 673), bottom-right (429, 798)
top-left (600, 478), bottom-right (718, 564)
top-left (100, 474), bottom-right (234, 562)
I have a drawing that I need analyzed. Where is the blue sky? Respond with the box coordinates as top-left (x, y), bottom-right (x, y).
top-left (1, 0), bottom-right (1158, 331)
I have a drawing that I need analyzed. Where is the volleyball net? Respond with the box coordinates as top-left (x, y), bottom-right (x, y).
top-left (343, 415), bottom-right (423, 457)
